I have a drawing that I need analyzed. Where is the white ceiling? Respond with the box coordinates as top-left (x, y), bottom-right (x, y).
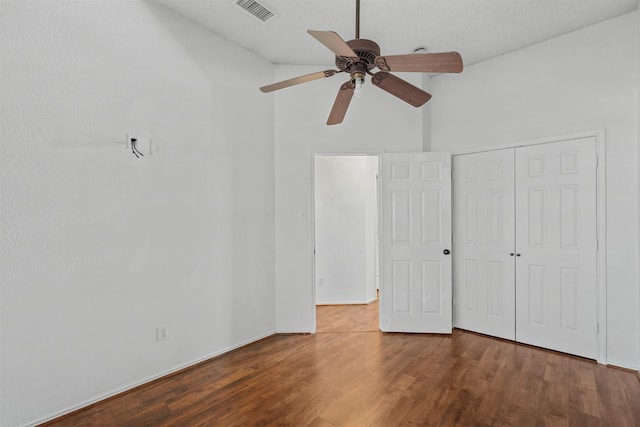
top-left (154, 0), bottom-right (639, 67)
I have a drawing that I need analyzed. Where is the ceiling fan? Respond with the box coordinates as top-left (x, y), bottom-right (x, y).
top-left (259, 0), bottom-right (463, 125)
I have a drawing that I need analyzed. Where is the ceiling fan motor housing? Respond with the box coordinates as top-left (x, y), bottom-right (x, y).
top-left (336, 39), bottom-right (381, 81)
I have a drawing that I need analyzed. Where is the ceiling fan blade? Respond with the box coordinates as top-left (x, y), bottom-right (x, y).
top-left (371, 72), bottom-right (432, 107)
top-left (327, 81), bottom-right (355, 125)
top-left (260, 70), bottom-right (338, 93)
top-left (307, 30), bottom-right (359, 59)
top-left (375, 52), bottom-right (463, 73)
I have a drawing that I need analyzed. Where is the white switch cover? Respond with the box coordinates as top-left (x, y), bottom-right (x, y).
top-left (156, 327), bottom-right (168, 342)
top-left (149, 140), bottom-right (164, 158)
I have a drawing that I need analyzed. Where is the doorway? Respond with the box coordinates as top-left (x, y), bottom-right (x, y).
top-left (313, 155), bottom-right (379, 332)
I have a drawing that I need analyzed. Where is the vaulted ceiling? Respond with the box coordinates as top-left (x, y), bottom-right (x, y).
top-left (154, 0), bottom-right (639, 67)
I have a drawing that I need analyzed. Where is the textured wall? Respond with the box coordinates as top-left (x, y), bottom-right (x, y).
top-left (431, 11), bottom-right (640, 369)
top-left (0, 1), bottom-right (275, 425)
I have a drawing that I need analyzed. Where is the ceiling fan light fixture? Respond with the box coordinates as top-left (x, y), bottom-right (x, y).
top-left (352, 73), bottom-right (365, 98)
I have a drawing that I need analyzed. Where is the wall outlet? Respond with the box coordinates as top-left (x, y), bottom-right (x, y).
top-left (156, 327), bottom-right (168, 342)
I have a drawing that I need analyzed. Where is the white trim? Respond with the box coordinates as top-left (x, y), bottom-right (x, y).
top-left (309, 154), bottom-right (317, 334)
top-left (595, 130), bottom-right (607, 365)
top-left (606, 360), bottom-right (640, 372)
top-left (316, 300), bottom-right (374, 305)
top-left (30, 331), bottom-right (276, 427)
top-left (452, 128), bottom-right (607, 365)
top-left (452, 129), bottom-right (605, 155)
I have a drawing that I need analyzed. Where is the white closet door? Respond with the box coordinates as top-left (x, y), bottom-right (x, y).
top-left (380, 153), bottom-right (452, 333)
top-left (515, 137), bottom-right (598, 359)
top-left (453, 149), bottom-right (516, 340)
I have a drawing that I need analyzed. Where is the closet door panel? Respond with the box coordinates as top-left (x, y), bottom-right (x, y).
top-left (514, 138), bottom-right (598, 359)
top-left (453, 149), bottom-right (516, 340)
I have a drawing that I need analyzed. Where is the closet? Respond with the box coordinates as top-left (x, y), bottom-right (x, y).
top-left (452, 137), bottom-right (598, 359)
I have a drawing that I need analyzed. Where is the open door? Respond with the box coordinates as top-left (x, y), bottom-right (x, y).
top-left (379, 153), bottom-right (452, 333)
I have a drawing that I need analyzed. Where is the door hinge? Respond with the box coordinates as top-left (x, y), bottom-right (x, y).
top-left (597, 322), bottom-right (600, 333)
top-left (452, 297), bottom-right (455, 307)
top-left (595, 155), bottom-right (599, 168)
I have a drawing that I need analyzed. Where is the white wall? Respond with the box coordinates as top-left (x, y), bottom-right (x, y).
top-left (431, 11), bottom-right (640, 369)
top-left (638, 8), bottom-right (640, 363)
top-left (274, 67), bottom-right (424, 332)
top-left (314, 156), bottom-right (377, 304)
top-left (422, 74), bottom-right (432, 152)
top-left (0, 1), bottom-right (275, 426)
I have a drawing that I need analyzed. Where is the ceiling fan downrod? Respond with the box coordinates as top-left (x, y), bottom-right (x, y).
top-left (355, 0), bottom-right (360, 39)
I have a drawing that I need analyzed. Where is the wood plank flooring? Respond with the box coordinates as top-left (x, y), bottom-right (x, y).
top-left (316, 299), bottom-right (379, 333)
top-left (44, 300), bottom-right (640, 426)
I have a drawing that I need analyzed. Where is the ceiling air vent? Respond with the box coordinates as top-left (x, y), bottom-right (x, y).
top-left (235, 0), bottom-right (277, 23)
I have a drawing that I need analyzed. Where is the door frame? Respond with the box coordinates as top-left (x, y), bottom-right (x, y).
top-left (452, 129), bottom-right (607, 364)
top-left (309, 152), bottom-right (382, 333)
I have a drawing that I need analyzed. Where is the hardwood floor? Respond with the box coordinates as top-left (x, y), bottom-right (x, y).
top-left (45, 302), bottom-right (640, 426)
top-left (316, 299), bottom-right (379, 333)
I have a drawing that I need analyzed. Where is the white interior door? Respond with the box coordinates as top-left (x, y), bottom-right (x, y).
top-left (515, 137), bottom-right (598, 359)
top-left (380, 152), bottom-right (452, 333)
top-left (453, 149), bottom-right (516, 340)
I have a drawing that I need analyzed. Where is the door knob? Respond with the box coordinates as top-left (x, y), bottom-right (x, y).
top-left (443, 249), bottom-right (451, 255)
top-left (516, 253), bottom-right (521, 257)
top-left (510, 253), bottom-right (514, 256)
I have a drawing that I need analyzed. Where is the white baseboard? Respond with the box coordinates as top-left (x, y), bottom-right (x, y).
top-left (30, 330), bottom-right (276, 427)
top-left (606, 359), bottom-right (640, 372)
top-left (316, 300), bottom-right (369, 305)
